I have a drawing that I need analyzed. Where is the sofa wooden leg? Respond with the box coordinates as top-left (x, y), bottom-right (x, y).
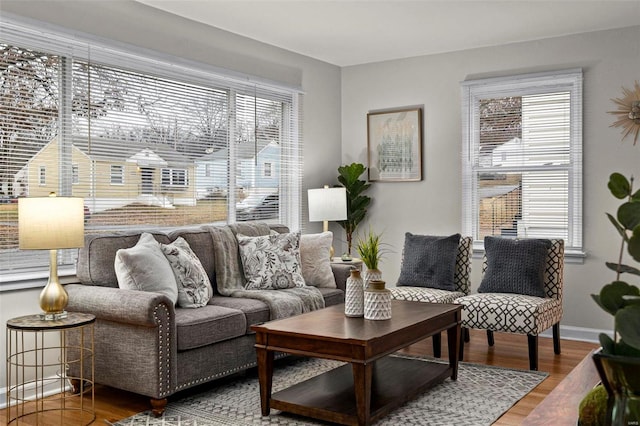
top-left (553, 323), bottom-right (561, 354)
top-left (432, 332), bottom-right (441, 358)
top-left (151, 398), bottom-right (167, 417)
top-left (528, 334), bottom-right (538, 371)
top-left (486, 330), bottom-right (495, 347)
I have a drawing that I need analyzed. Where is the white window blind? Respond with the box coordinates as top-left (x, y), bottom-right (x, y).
top-left (0, 17), bottom-right (303, 280)
top-left (461, 69), bottom-right (583, 257)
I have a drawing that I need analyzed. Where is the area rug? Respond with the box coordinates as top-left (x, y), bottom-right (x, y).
top-left (109, 355), bottom-right (547, 426)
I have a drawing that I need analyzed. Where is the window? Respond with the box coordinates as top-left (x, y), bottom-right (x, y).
top-left (72, 164), bottom-right (79, 184)
top-left (39, 166), bottom-right (46, 185)
top-left (161, 168), bottom-right (188, 187)
top-left (263, 162), bottom-right (272, 177)
top-left (461, 69), bottom-right (583, 258)
top-left (110, 165), bottom-right (124, 185)
top-left (0, 17), bottom-right (303, 280)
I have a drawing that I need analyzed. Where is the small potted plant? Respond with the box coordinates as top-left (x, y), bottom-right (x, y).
top-left (590, 172), bottom-right (640, 424)
top-left (356, 227), bottom-right (389, 284)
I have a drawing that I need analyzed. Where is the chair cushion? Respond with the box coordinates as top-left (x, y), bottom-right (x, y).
top-left (478, 237), bottom-right (551, 297)
top-left (397, 233), bottom-right (461, 291)
top-left (455, 293), bottom-right (562, 335)
top-left (175, 305), bottom-right (247, 351)
top-left (391, 286), bottom-right (465, 304)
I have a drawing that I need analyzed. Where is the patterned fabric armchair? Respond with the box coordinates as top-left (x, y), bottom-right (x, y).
top-left (390, 236), bottom-right (472, 357)
top-left (455, 239), bottom-right (564, 371)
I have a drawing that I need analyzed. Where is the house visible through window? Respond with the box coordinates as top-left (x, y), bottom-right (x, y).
top-left (0, 17), bottom-right (303, 280)
top-left (461, 69), bottom-right (583, 258)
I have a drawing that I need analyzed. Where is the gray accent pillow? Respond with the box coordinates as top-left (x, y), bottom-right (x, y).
top-left (478, 236), bottom-right (552, 297)
top-left (300, 232), bottom-right (337, 288)
top-left (161, 237), bottom-right (213, 308)
top-left (237, 231), bottom-right (306, 290)
top-left (114, 232), bottom-right (178, 304)
top-left (397, 233), bottom-right (461, 291)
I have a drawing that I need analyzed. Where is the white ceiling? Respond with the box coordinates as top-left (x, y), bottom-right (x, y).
top-left (135, 0), bottom-right (640, 67)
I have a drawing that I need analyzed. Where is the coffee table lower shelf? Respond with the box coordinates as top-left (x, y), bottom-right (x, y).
top-left (271, 356), bottom-right (451, 426)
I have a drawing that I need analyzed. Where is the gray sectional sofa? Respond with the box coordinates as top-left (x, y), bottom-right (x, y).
top-left (65, 222), bottom-right (349, 415)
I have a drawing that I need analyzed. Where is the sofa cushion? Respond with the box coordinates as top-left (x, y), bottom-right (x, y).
top-left (175, 305), bottom-right (247, 351)
top-left (479, 237), bottom-right (552, 297)
top-left (300, 232), bottom-right (337, 288)
top-left (237, 231), bottom-right (306, 290)
top-left (207, 296), bottom-right (270, 334)
top-left (317, 287), bottom-right (345, 307)
top-left (114, 233), bottom-right (178, 304)
top-left (161, 237), bottom-right (213, 308)
top-left (397, 233), bottom-right (461, 291)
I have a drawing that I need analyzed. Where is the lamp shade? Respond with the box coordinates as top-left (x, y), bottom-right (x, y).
top-left (19, 196), bottom-right (85, 250)
top-left (308, 187), bottom-right (347, 222)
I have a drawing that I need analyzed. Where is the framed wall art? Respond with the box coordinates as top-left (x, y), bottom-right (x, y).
top-left (367, 107), bottom-right (423, 182)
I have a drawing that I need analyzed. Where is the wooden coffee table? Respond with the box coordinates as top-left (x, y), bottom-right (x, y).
top-left (251, 300), bottom-right (462, 426)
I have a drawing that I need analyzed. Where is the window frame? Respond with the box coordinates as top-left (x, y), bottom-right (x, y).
top-left (461, 69), bottom-right (584, 260)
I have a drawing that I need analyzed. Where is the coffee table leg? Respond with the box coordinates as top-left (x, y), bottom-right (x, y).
top-left (447, 321), bottom-right (461, 381)
top-left (352, 362), bottom-right (373, 426)
top-left (256, 347), bottom-right (274, 416)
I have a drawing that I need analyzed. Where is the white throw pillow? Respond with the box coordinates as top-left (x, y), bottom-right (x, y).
top-left (300, 232), bottom-right (336, 288)
top-left (161, 237), bottom-right (213, 308)
top-left (114, 232), bottom-right (179, 305)
top-left (237, 231), bottom-right (306, 290)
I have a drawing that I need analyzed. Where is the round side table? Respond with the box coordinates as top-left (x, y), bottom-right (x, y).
top-left (5, 312), bottom-right (96, 425)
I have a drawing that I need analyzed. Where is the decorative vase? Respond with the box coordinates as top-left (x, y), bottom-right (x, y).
top-left (362, 268), bottom-right (382, 289)
top-left (592, 348), bottom-right (640, 425)
top-left (344, 268), bottom-right (364, 317)
top-left (364, 280), bottom-right (392, 320)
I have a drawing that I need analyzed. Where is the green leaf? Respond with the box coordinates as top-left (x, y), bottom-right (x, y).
top-left (622, 295), bottom-right (640, 306)
top-left (606, 262), bottom-right (640, 276)
top-left (613, 340), bottom-right (640, 357)
top-left (599, 333), bottom-right (615, 354)
top-left (632, 188), bottom-right (640, 202)
top-left (616, 305), bottom-right (640, 350)
top-left (607, 213), bottom-right (629, 241)
top-left (629, 226), bottom-right (640, 262)
top-left (597, 281), bottom-right (640, 315)
top-left (609, 172), bottom-right (631, 199)
top-left (618, 202), bottom-right (640, 230)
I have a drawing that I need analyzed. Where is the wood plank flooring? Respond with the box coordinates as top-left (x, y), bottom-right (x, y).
top-left (1, 329), bottom-right (598, 425)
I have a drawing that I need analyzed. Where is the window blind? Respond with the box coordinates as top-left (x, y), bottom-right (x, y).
top-left (0, 17), bottom-right (303, 279)
top-left (461, 70), bottom-right (583, 256)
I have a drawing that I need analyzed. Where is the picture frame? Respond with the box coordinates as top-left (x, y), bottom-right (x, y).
top-left (367, 107), bottom-right (423, 182)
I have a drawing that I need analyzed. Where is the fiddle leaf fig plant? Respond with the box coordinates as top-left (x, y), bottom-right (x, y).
top-left (592, 172), bottom-right (640, 357)
top-left (336, 162), bottom-right (371, 255)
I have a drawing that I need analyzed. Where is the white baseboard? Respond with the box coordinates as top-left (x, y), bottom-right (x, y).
top-left (539, 324), bottom-right (609, 344)
top-left (0, 376), bottom-right (71, 410)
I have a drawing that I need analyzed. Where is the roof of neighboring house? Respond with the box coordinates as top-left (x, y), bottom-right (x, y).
top-left (72, 137), bottom-right (192, 167)
top-left (196, 140), bottom-right (276, 162)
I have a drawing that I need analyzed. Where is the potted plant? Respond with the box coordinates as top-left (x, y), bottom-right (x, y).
top-left (356, 227), bottom-right (389, 284)
top-left (590, 172), bottom-right (640, 424)
top-left (337, 162), bottom-right (371, 257)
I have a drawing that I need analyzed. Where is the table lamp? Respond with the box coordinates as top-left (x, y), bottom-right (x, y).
top-left (19, 193), bottom-right (85, 320)
top-left (308, 185), bottom-right (347, 258)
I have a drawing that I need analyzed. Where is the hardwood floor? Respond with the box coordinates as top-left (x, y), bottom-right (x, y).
top-left (1, 329), bottom-right (598, 425)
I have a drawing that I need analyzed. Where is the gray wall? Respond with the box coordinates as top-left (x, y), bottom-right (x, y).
top-left (341, 25), bottom-right (640, 334)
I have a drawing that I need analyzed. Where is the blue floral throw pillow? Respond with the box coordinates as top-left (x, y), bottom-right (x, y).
top-left (237, 231), bottom-right (306, 290)
top-left (478, 236), bottom-right (551, 297)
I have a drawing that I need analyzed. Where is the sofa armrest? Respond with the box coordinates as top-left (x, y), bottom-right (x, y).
top-left (66, 284), bottom-right (175, 327)
top-left (331, 263), bottom-right (354, 292)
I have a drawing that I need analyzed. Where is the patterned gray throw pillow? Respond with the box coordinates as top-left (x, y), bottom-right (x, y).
top-left (237, 231), bottom-right (306, 290)
top-left (161, 237), bottom-right (213, 308)
top-left (397, 233), bottom-right (461, 291)
top-left (478, 236), bottom-right (551, 297)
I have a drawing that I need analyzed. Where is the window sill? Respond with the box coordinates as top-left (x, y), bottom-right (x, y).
top-left (0, 267), bottom-right (79, 292)
top-left (472, 248), bottom-right (586, 264)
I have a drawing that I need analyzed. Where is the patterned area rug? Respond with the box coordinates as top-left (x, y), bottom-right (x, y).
top-left (110, 355), bottom-right (547, 426)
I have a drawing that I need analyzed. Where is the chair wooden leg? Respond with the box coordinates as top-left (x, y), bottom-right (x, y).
top-left (464, 328), bottom-right (470, 342)
top-left (432, 332), bottom-right (441, 358)
top-left (528, 334), bottom-right (539, 371)
top-left (553, 323), bottom-right (561, 354)
top-left (459, 327), bottom-right (466, 361)
top-left (486, 330), bottom-right (495, 346)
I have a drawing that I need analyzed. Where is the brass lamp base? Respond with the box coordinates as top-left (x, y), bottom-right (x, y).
top-left (39, 249), bottom-right (69, 321)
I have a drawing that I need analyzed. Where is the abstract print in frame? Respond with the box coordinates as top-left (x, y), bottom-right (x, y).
top-left (367, 107), bottom-right (423, 182)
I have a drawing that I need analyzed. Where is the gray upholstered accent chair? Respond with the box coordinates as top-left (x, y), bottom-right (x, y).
top-left (455, 238), bottom-right (564, 370)
top-left (390, 235), bottom-right (472, 357)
